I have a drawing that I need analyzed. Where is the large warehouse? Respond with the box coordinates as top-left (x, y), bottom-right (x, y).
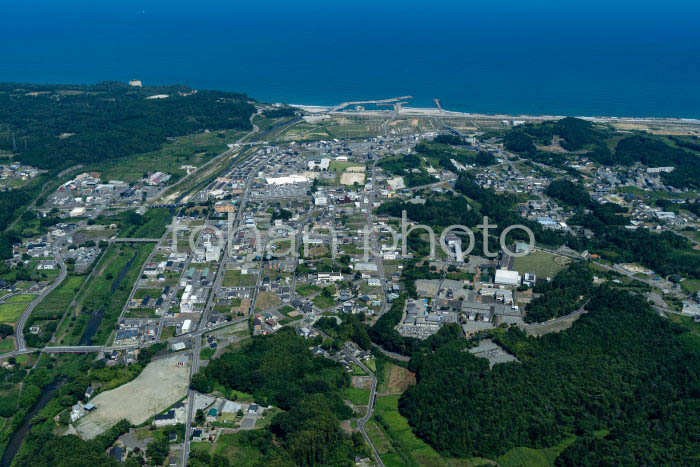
top-left (494, 269), bottom-right (521, 286)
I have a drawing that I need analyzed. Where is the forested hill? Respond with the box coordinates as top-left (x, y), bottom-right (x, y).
top-left (0, 81), bottom-right (255, 169)
top-left (398, 287), bottom-right (700, 463)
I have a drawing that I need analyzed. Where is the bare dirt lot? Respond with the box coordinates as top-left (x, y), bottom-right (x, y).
top-left (378, 363), bottom-right (416, 394)
top-left (76, 355), bottom-right (189, 439)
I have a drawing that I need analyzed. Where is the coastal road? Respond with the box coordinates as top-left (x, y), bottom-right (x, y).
top-left (15, 254), bottom-right (67, 350)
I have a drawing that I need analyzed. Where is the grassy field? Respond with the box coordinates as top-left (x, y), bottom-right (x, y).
top-left (254, 291), bottom-right (281, 312)
top-left (200, 347), bottom-right (215, 360)
top-left (681, 279), bottom-right (700, 295)
top-left (118, 208), bottom-right (172, 238)
top-left (496, 439), bottom-right (576, 467)
top-left (667, 313), bottom-right (700, 335)
top-left (161, 326), bottom-right (177, 340)
top-left (514, 250), bottom-right (569, 279)
top-left (192, 431), bottom-right (264, 467)
top-left (342, 386), bottom-right (371, 406)
top-left (55, 243), bottom-right (155, 345)
top-left (0, 294), bottom-right (35, 325)
top-left (329, 160), bottom-right (360, 174)
top-left (95, 130), bottom-right (244, 182)
top-left (295, 283), bottom-right (321, 296)
top-left (378, 363), bottom-right (416, 394)
top-left (0, 337), bottom-right (15, 353)
top-left (222, 270), bottom-right (257, 287)
top-left (312, 294), bottom-right (336, 309)
top-left (31, 276), bottom-right (85, 322)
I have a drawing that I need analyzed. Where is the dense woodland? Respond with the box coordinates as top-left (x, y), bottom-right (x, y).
top-left (399, 287), bottom-right (700, 462)
top-left (524, 261), bottom-right (594, 322)
top-left (192, 328), bottom-right (365, 466)
top-left (0, 82), bottom-right (255, 169)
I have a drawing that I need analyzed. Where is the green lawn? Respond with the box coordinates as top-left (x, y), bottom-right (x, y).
top-left (32, 276), bottom-right (85, 321)
top-left (667, 313), bottom-right (700, 335)
top-left (0, 337), bottom-right (15, 353)
top-left (312, 294), bottom-right (336, 309)
top-left (200, 347), bottom-right (215, 360)
top-left (133, 288), bottom-right (163, 299)
top-left (514, 250), bottom-right (568, 279)
top-left (211, 432), bottom-right (264, 466)
top-left (161, 326), bottom-right (177, 340)
top-left (342, 386), bottom-right (371, 406)
top-left (0, 301), bottom-right (30, 324)
top-left (124, 308), bottom-right (158, 319)
top-left (681, 279), bottom-right (700, 295)
top-left (4, 294), bottom-right (35, 304)
top-left (296, 284), bottom-right (321, 296)
top-left (117, 208), bottom-right (172, 238)
top-left (222, 270), bottom-right (257, 287)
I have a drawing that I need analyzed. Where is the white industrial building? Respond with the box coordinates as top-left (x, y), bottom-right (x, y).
top-left (494, 269), bottom-right (521, 286)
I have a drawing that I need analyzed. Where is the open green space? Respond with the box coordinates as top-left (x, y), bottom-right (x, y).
top-left (55, 243), bottom-right (155, 345)
top-left (295, 283), bottom-right (321, 296)
top-left (312, 293), bottom-right (336, 309)
top-left (191, 431), bottom-right (264, 467)
top-left (31, 276), bottom-right (85, 321)
top-left (0, 336), bottom-right (15, 353)
top-left (0, 297), bottom-right (33, 324)
top-left (96, 130), bottom-right (243, 182)
top-left (681, 279), bottom-right (700, 295)
top-left (222, 269), bottom-right (257, 287)
top-left (514, 250), bottom-right (568, 279)
top-left (200, 347), bottom-right (215, 360)
top-left (342, 386), bottom-right (371, 406)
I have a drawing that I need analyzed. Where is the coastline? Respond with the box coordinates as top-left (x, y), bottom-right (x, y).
top-left (290, 104), bottom-right (700, 125)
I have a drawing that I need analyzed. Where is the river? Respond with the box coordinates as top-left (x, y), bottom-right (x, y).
top-left (0, 378), bottom-right (66, 467)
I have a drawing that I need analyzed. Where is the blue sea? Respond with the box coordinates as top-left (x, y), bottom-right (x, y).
top-left (2, 0), bottom-right (699, 118)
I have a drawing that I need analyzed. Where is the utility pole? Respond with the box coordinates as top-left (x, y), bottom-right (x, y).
top-left (11, 132), bottom-right (16, 152)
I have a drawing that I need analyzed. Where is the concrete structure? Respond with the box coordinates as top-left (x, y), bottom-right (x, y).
top-left (494, 269), bottom-right (521, 286)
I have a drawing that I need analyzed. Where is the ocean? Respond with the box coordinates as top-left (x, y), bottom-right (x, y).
top-left (2, 0), bottom-right (699, 118)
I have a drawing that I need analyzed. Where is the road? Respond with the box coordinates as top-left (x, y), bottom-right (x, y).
top-left (182, 127), bottom-right (274, 467)
top-left (343, 343), bottom-right (384, 467)
top-left (0, 312), bottom-right (248, 360)
top-left (15, 253), bottom-right (67, 350)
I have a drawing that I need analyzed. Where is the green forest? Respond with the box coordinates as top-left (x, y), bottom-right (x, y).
top-left (0, 82), bottom-right (255, 169)
top-left (191, 328), bottom-right (367, 466)
top-left (398, 287), bottom-right (700, 463)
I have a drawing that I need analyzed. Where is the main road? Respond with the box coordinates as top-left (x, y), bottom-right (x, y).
top-left (182, 135), bottom-right (275, 466)
top-left (15, 253), bottom-right (67, 350)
